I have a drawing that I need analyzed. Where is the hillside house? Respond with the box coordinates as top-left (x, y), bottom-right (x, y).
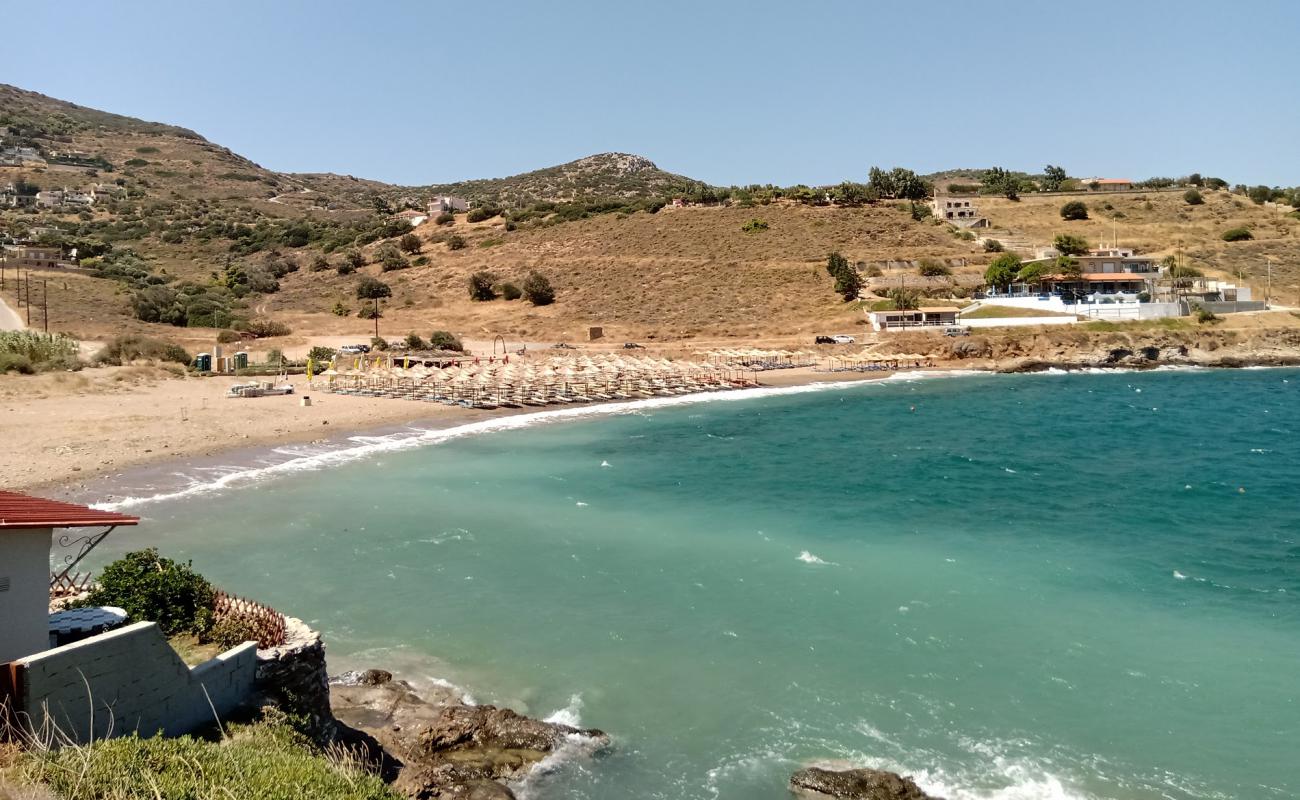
top-left (2, 244), bottom-right (64, 269)
top-left (91, 183), bottom-right (124, 203)
top-left (929, 193), bottom-right (989, 228)
top-left (1079, 178), bottom-right (1134, 192)
top-left (1022, 247), bottom-right (1160, 276)
top-left (394, 209), bottom-right (428, 226)
top-left (428, 195), bottom-right (469, 214)
top-left (869, 306), bottom-right (961, 332)
top-left (0, 145), bottom-right (44, 167)
top-left (34, 190), bottom-right (63, 208)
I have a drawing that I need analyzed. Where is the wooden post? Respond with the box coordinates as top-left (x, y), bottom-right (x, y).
top-left (42, 279), bottom-right (48, 332)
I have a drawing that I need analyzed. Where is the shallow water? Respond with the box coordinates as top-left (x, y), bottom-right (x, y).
top-left (92, 369), bottom-right (1300, 799)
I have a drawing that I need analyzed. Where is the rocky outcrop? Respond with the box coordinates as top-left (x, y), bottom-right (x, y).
top-left (790, 767), bottom-right (941, 800)
top-left (255, 615), bottom-right (334, 740)
top-left (330, 669), bottom-right (609, 800)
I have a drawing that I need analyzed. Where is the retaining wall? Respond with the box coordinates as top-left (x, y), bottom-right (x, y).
top-left (962, 316), bottom-right (1079, 328)
top-left (254, 615), bottom-right (334, 740)
top-left (13, 621), bottom-right (256, 743)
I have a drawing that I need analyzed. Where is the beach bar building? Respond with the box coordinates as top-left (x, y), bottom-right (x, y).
top-left (868, 306), bottom-right (960, 332)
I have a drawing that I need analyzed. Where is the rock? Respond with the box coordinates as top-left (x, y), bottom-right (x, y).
top-left (949, 338), bottom-right (991, 359)
top-left (790, 767), bottom-right (941, 800)
top-left (331, 671), bottom-right (608, 800)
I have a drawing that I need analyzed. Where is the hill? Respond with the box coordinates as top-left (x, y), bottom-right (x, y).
top-left (410, 152), bottom-right (707, 207)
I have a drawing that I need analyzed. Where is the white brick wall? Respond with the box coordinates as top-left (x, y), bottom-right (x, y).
top-left (16, 621), bottom-right (257, 743)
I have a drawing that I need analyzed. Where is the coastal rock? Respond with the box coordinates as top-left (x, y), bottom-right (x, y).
top-left (331, 671), bottom-right (609, 800)
top-left (789, 767), bottom-right (941, 800)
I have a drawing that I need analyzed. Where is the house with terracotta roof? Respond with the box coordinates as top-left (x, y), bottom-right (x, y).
top-left (1078, 177), bottom-right (1134, 192)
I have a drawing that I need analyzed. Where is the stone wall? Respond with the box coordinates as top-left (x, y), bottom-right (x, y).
top-left (254, 615), bottom-right (334, 740)
top-left (13, 621), bottom-right (256, 743)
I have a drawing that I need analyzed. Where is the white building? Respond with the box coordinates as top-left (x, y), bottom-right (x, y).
top-left (427, 195), bottom-right (470, 214)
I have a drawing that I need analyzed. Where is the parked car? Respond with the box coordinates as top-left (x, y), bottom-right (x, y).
top-left (943, 326), bottom-right (970, 337)
top-left (338, 343), bottom-right (370, 354)
top-left (830, 335), bottom-right (856, 344)
top-left (623, 342), bottom-right (645, 349)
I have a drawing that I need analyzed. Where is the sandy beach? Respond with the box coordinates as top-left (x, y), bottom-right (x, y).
top-left (0, 363), bottom-right (899, 495)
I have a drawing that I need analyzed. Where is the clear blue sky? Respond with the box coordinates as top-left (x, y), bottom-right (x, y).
top-left (6, 0), bottom-right (1297, 187)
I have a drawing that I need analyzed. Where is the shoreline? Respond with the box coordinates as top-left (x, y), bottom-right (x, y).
top-left (13, 354), bottom-right (1300, 507)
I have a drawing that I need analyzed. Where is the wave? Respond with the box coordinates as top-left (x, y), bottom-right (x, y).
top-left (797, 550), bottom-right (834, 566)
top-left (94, 379), bottom-right (932, 511)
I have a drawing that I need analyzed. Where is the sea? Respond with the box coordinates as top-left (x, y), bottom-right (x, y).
top-left (89, 367), bottom-right (1300, 799)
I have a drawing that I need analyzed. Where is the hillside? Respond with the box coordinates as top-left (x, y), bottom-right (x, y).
top-left (410, 152), bottom-right (707, 207)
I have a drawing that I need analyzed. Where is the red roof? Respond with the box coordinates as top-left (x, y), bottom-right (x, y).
top-left (0, 491), bottom-right (139, 530)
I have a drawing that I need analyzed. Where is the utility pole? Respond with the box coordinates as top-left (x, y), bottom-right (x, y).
top-left (373, 298), bottom-right (380, 340)
top-left (1266, 256), bottom-right (1272, 308)
top-left (42, 279), bottom-right (48, 332)
top-left (25, 270), bottom-right (31, 326)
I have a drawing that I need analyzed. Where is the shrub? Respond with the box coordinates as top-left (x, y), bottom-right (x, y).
top-left (1221, 227), bottom-right (1253, 242)
top-left (1053, 233), bottom-right (1090, 255)
top-left (405, 332), bottom-right (428, 350)
top-left (446, 234), bottom-right (467, 251)
top-left (741, 218), bottom-right (769, 233)
top-left (343, 249), bottom-right (365, 270)
top-left (468, 271), bottom-right (497, 301)
top-left (358, 306), bottom-right (381, 320)
top-left (1060, 200), bottom-right (1089, 220)
top-left (398, 233), bottom-right (422, 254)
top-left (917, 258), bottom-right (951, 276)
top-left (1196, 306), bottom-right (1221, 323)
top-left (309, 254), bottom-right (330, 272)
top-left (982, 239), bottom-right (1003, 252)
top-left (522, 271), bottom-right (556, 305)
top-left (245, 318), bottom-right (292, 338)
top-left (307, 345), bottom-right (336, 363)
top-left (95, 335), bottom-right (191, 366)
top-left (265, 348), bottom-right (284, 366)
top-left (499, 282), bottom-right (522, 300)
top-left (331, 301), bottom-right (350, 317)
top-left (0, 353), bottom-right (34, 374)
top-left (466, 206), bottom-right (501, 223)
top-left (217, 329), bottom-right (243, 344)
top-left (429, 330), bottom-right (464, 351)
top-left (205, 616), bottom-right (262, 650)
top-left (435, 212), bottom-right (455, 225)
top-left (1184, 188), bottom-right (1204, 205)
top-left (825, 251), bottom-right (861, 302)
top-left (81, 549), bottom-right (215, 636)
top-left (336, 261), bottom-right (356, 275)
top-left (370, 336), bottom-right (388, 351)
top-left (0, 331), bottom-right (80, 371)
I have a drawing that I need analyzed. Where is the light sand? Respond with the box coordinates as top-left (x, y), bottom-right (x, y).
top-left (0, 364), bottom-right (898, 494)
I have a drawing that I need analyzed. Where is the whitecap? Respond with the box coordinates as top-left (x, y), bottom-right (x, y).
top-left (1173, 570), bottom-right (1187, 580)
top-left (575, 501), bottom-right (588, 507)
top-left (599, 460), bottom-right (612, 467)
top-left (797, 550), bottom-right (832, 565)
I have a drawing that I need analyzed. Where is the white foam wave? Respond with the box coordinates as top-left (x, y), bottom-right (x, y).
top-left (797, 550), bottom-right (837, 566)
top-left (96, 382), bottom-right (871, 510)
top-left (543, 693), bottom-right (584, 728)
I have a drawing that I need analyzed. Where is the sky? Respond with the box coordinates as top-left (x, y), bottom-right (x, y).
top-left (4, 0), bottom-right (1298, 188)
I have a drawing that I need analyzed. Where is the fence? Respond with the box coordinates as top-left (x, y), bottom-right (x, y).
top-left (48, 571), bottom-right (93, 599)
top-left (213, 590), bottom-right (288, 648)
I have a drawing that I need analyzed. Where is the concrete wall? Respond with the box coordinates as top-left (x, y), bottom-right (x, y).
top-left (254, 615), bottom-right (334, 740)
top-left (0, 528), bottom-right (53, 664)
top-left (1195, 300), bottom-right (1266, 314)
top-left (14, 621), bottom-right (256, 743)
top-left (962, 316), bottom-right (1079, 328)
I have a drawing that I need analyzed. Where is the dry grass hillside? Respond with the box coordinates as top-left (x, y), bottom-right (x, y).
top-left (981, 190), bottom-right (1300, 300)
top-left (265, 203), bottom-right (979, 343)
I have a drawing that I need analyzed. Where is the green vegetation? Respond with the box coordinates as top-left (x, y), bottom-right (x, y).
top-left (307, 346), bottom-right (337, 363)
top-left (435, 212), bottom-right (455, 225)
top-left (1053, 233), bottom-right (1090, 255)
top-left (1184, 188), bottom-right (1204, 205)
top-left (376, 244), bottom-right (408, 272)
top-left (466, 206), bottom-right (502, 223)
top-left (886, 287), bottom-right (920, 310)
top-left (398, 233), bottom-right (422, 254)
top-left (741, 218), bottom-right (769, 233)
top-left (355, 276), bottom-right (391, 301)
top-left (825, 251), bottom-right (862, 302)
top-left (1015, 260), bottom-right (1051, 284)
top-left (0, 331), bottom-right (80, 374)
top-left (963, 304), bottom-right (1077, 319)
top-left (447, 234), bottom-right (467, 251)
top-left (1195, 306), bottom-right (1221, 324)
top-left (1059, 200), bottom-right (1088, 220)
top-left (15, 712), bottom-right (400, 800)
top-left (404, 332), bottom-right (428, 350)
top-left (468, 271), bottom-right (496, 301)
top-left (1041, 165), bottom-right (1068, 192)
top-left (984, 253), bottom-right (1021, 290)
top-left (429, 330), bottom-right (464, 351)
top-left (917, 259), bottom-right (951, 277)
top-left (982, 239), bottom-right (1003, 252)
top-left (80, 549), bottom-right (215, 637)
top-left (498, 281), bottom-right (522, 301)
top-left (523, 271), bottom-right (556, 306)
top-left (868, 166), bottom-right (931, 218)
top-left (94, 335), bottom-right (191, 366)
top-left (981, 167), bottom-right (1024, 201)
top-left (1221, 227), bottom-right (1253, 242)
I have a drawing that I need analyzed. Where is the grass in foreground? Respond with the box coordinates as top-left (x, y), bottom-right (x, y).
top-left (9, 714), bottom-right (399, 800)
top-left (1081, 317), bottom-right (1193, 332)
top-left (962, 304), bottom-right (1078, 319)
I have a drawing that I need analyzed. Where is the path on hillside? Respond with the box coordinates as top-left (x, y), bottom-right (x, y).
top-left (0, 296), bottom-right (24, 331)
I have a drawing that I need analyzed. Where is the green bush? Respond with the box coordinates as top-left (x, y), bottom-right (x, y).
top-left (0, 331), bottom-right (81, 372)
top-left (429, 330), bottom-right (464, 351)
top-left (307, 346), bottom-right (336, 363)
top-left (435, 212), bottom-right (455, 225)
top-left (1059, 200), bottom-right (1089, 220)
top-left (336, 261), bottom-right (356, 275)
top-left (18, 715), bottom-right (401, 800)
top-left (446, 234), bottom-right (467, 251)
top-left (1184, 188), bottom-right (1204, 205)
top-left (468, 271), bottom-right (496, 301)
top-left (522, 271), bottom-right (555, 305)
top-left (309, 254), bottom-right (330, 272)
top-left (205, 616), bottom-right (261, 650)
top-left (499, 282), bottom-right (522, 301)
top-left (467, 206), bottom-right (501, 223)
top-left (1053, 233), bottom-right (1091, 255)
top-left (398, 233), bottom-right (422, 254)
top-left (95, 335), bottom-right (191, 366)
top-left (81, 549), bottom-right (215, 636)
top-left (982, 239), bottom-right (1003, 252)
top-left (405, 332), bottom-right (428, 349)
top-left (0, 352), bottom-right (35, 374)
top-left (741, 218), bottom-right (769, 233)
top-left (1221, 227), bottom-right (1253, 242)
top-left (217, 329), bottom-right (243, 344)
top-left (370, 336), bottom-right (388, 351)
top-left (917, 259), bottom-right (951, 276)
top-left (331, 302), bottom-right (350, 317)
top-left (244, 318), bottom-right (292, 338)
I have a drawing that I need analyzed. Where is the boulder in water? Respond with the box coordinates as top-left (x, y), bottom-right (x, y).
top-left (789, 766), bottom-right (941, 800)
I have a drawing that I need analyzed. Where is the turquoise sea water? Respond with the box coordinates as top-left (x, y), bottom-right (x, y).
top-left (94, 369), bottom-right (1300, 799)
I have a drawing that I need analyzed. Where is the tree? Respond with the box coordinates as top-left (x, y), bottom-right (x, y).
top-left (983, 167), bottom-right (1021, 200)
top-left (344, 249), bottom-right (365, 270)
top-left (370, 195), bottom-right (393, 215)
top-left (867, 167), bottom-right (895, 198)
top-left (983, 239), bottom-right (1003, 252)
top-left (309, 254), bottom-right (330, 272)
top-left (405, 332), bottom-right (428, 350)
top-left (1059, 200), bottom-right (1089, 220)
top-left (1042, 164), bottom-right (1068, 191)
top-left (468, 271), bottom-right (497, 301)
top-left (1016, 260), bottom-right (1051, 284)
top-left (376, 243), bottom-right (408, 271)
top-left (1055, 255), bottom-right (1083, 279)
top-left (82, 549), bottom-right (215, 637)
top-left (1187, 173), bottom-right (1203, 187)
top-left (1053, 233), bottom-right (1090, 255)
top-left (523, 271), bottom-right (556, 305)
top-left (833, 181), bottom-right (876, 206)
top-left (356, 276), bottom-right (391, 338)
top-left (825, 251), bottom-right (861, 302)
top-left (891, 168), bottom-right (931, 219)
top-left (887, 287), bottom-right (919, 310)
top-left (398, 233), bottom-right (422, 254)
top-left (429, 330), bottom-right (464, 351)
top-left (984, 253), bottom-right (1021, 290)
top-left (1183, 188), bottom-right (1204, 205)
